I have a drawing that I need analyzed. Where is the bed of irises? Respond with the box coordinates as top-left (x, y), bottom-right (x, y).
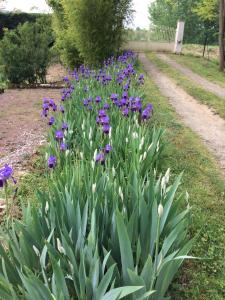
top-left (0, 52), bottom-right (194, 299)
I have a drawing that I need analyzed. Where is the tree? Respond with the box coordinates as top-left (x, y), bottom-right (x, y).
top-left (48, 0), bottom-right (133, 67)
top-left (149, 0), bottom-right (218, 45)
top-left (194, 0), bottom-right (224, 71)
top-left (219, 0), bottom-right (225, 71)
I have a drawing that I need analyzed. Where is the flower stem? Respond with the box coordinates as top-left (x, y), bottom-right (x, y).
top-left (4, 182), bottom-right (9, 216)
top-left (150, 215), bottom-right (160, 291)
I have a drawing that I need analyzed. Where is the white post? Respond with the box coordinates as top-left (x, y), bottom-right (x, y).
top-left (174, 20), bottom-right (185, 54)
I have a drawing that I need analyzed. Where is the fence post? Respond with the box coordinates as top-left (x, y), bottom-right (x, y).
top-left (174, 20), bottom-right (185, 54)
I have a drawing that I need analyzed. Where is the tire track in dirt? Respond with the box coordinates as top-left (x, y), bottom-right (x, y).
top-left (157, 53), bottom-right (225, 99)
top-left (139, 53), bottom-right (225, 175)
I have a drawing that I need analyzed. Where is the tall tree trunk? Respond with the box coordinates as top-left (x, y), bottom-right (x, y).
top-left (219, 0), bottom-right (225, 71)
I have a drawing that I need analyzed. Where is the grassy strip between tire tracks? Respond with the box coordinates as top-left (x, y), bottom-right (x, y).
top-left (168, 53), bottom-right (225, 89)
top-left (147, 52), bottom-right (225, 120)
top-left (142, 66), bottom-right (225, 300)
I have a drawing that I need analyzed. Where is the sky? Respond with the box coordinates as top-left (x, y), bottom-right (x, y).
top-left (2, 0), bottom-right (152, 29)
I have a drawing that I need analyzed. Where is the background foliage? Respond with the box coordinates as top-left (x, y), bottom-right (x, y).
top-left (48, 0), bottom-right (133, 67)
top-left (149, 0), bottom-right (218, 45)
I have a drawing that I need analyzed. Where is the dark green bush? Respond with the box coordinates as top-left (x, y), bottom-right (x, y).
top-left (0, 17), bottom-right (53, 84)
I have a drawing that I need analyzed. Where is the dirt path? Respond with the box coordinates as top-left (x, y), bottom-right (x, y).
top-left (139, 53), bottom-right (225, 175)
top-left (157, 53), bottom-right (225, 99)
top-left (0, 64), bottom-right (66, 173)
top-left (0, 89), bottom-right (61, 172)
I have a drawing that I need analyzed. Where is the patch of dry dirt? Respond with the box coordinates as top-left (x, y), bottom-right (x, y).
top-left (157, 53), bottom-right (225, 99)
top-left (0, 89), bottom-right (61, 171)
top-left (139, 53), bottom-right (225, 175)
top-left (0, 64), bottom-right (66, 172)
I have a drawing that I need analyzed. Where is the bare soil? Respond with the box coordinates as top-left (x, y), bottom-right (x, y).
top-left (139, 53), bottom-right (225, 175)
top-left (0, 64), bottom-right (66, 172)
top-left (157, 53), bottom-right (225, 99)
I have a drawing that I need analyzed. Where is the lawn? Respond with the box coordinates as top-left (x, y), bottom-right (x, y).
top-left (143, 68), bottom-right (225, 300)
top-left (147, 52), bottom-right (225, 120)
top-left (168, 53), bottom-right (225, 88)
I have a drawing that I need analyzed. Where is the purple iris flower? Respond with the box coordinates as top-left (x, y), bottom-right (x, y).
top-left (60, 105), bottom-right (65, 114)
top-left (122, 91), bottom-right (128, 99)
top-left (41, 110), bottom-right (48, 118)
top-left (48, 116), bottom-right (55, 126)
top-left (48, 156), bottom-right (57, 168)
top-left (42, 103), bottom-right (49, 111)
top-left (95, 153), bottom-right (105, 165)
top-left (43, 98), bottom-right (49, 104)
top-left (122, 108), bottom-right (129, 117)
top-left (102, 124), bottom-right (110, 134)
top-left (141, 109), bottom-right (150, 120)
top-left (88, 105), bottom-right (93, 111)
top-left (103, 103), bottom-right (110, 110)
top-left (146, 103), bottom-right (153, 111)
top-left (131, 98), bottom-right (142, 112)
top-left (0, 165), bottom-right (16, 188)
top-left (83, 99), bottom-right (89, 106)
top-left (60, 143), bottom-right (67, 151)
top-left (141, 103), bottom-right (153, 120)
top-left (52, 104), bottom-right (57, 112)
top-left (100, 116), bottom-right (110, 125)
top-left (138, 74), bottom-right (145, 85)
top-left (105, 144), bottom-right (112, 154)
top-left (95, 96), bottom-right (102, 104)
top-left (110, 93), bottom-right (118, 101)
top-left (123, 83), bottom-right (130, 91)
top-left (63, 76), bottom-right (69, 82)
top-left (62, 122), bottom-right (68, 131)
top-left (117, 100), bottom-right (123, 108)
top-left (55, 130), bottom-right (64, 141)
top-left (49, 99), bottom-right (55, 107)
top-left (105, 75), bottom-right (112, 82)
top-left (98, 109), bottom-right (107, 118)
top-left (120, 98), bottom-right (127, 106)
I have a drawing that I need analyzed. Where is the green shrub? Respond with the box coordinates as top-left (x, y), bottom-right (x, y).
top-left (0, 69), bottom-right (7, 91)
top-left (0, 17), bottom-right (53, 85)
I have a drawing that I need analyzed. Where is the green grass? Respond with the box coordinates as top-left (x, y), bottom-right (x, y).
top-left (144, 69), bottom-right (225, 300)
top-left (0, 148), bottom-right (47, 213)
top-left (182, 44), bottom-right (218, 61)
top-left (17, 149), bottom-right (48, 206)
top-left (168, 53), bottom-right (225, 88)
top-left (147, 52), bottom-right (225, 120)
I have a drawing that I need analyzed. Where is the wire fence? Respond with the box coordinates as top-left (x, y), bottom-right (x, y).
top-left (126, 26), bottom-right (176, 43)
